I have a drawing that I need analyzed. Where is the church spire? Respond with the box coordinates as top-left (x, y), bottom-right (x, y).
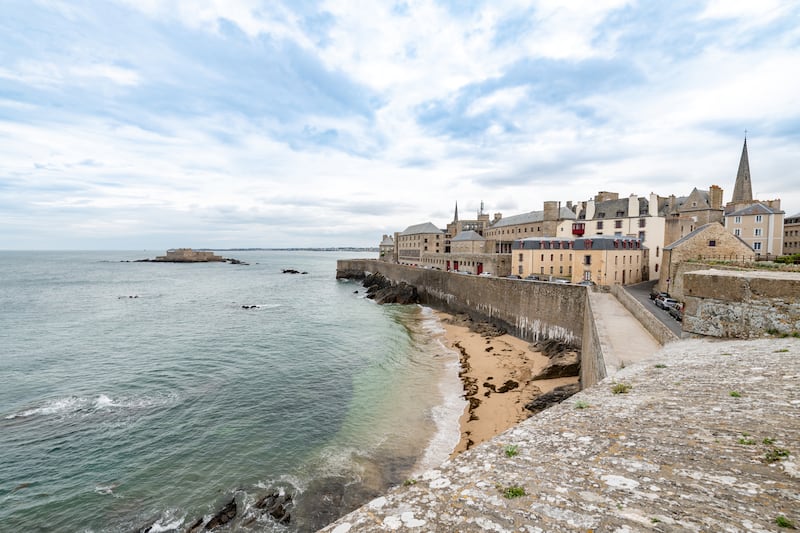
top-left (453, 202), bottom-right (459, 222)
top-left (731, 136), bottom-right (753, 203)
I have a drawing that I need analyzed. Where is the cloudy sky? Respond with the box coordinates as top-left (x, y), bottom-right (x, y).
top-left (1, 0), bottom-right (798, 250)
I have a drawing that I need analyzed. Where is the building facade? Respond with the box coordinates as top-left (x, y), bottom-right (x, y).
top-left (511, 235), bottom-right (646, 285)
top-left (396, 222), bottom-right (444, 266)
top-left (573, 192), bottom-right (664, 280)
top-left (483, 202), bottom-right (576, 254)
top-left (658, 223), bottom-right (755, 296)
top-left (378, 234), bottom-right (395, 262)
top-left (784, 212), bottom-right (800, 256)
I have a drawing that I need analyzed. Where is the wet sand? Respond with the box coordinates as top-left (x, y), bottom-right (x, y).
top-left (436, 311), bottom-right (578, 456)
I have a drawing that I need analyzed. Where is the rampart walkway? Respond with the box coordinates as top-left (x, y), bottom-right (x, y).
top-left (587, 291), bottom-right (661, 375)
top-left (320, 338), bottom-right (800, 532)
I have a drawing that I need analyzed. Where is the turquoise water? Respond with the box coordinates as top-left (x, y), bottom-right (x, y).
top-left (0, 251), bottom-right (463, 532)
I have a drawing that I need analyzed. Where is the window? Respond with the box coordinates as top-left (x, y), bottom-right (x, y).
top-left (518, 265), bottom-right (523, 275)
top-left (540, 254), bottom-right (544, 261)
top-left (518, 253), bottom-right (523, 261)
top-left (754, 228), bottom-right (763, 236)
top-left (638, 231), bottom-right (645, 240)
top-left (550, 254), bottom-right (554, 261)
top-left (584, 255), bottom-right (592, 265)
top-left (754, 242), bottom-right (762, 251)
top-left (615, 220), bottom-right (622, 229)
top-left (755, 215), bottom-right (763, 223)
top-left (656, 246), bottom-right (660, 257)
top-left (734, 228), bottom-right (741, 236)
top-left (734, 216), bottom-right (742, 224)
top-left (709, 240), bottom-right (716, 247)
top-left (550, 266), bottom-right (554, 274)
top-left (639, 218), bottom-right (646, 228)
top-left (596, 221), bottom-right (604, 230)
top-left (559, 266), bottom-right (563, 274)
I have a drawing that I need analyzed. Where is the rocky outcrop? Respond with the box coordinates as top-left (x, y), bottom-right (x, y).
top-left (363, 272), bottom-right (419, 305)
top-left (530, 339), bottom-right (580, 380)
top-left (282, 268), bottom-right (308, 274)
top-left (524, 383), bottom-right (580, 413)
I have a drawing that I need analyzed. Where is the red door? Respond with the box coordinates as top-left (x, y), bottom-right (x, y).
top-left (477, 263), bottom-right (483, 275)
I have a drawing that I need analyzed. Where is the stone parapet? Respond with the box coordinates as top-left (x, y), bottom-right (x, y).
top-left (683, 269), bottom-right (800, 337)
top-left (320, 338), bottom-right (800, 532)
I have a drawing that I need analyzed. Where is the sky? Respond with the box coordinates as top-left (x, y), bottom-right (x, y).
top-left (1, 0), bottom-right (798, 250)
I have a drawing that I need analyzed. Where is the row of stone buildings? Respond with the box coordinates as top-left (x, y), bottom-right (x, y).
top-left (378, 139), bottom-right (791, 286)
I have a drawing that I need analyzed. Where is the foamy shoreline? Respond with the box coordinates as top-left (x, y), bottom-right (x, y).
top-left (431, 310), bottom-right (579, 456)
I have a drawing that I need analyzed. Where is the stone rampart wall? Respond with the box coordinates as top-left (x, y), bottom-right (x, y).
top-left (337, 260), bottom-right (586, 347)
top-left (683, 269), bottom-right (800, 338)
top-left (610, 284), bottom-right (679, 344)
top-left (579, 292), bottom-right (607, 386)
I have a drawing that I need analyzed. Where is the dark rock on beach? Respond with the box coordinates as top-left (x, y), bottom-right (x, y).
top-left (532, 350), bottom-right (580, 380)
top-left (282, 268), bottom-right (308, 274)
top-left (362, 272), bottom-right (419, 304)
top-left (203, 498), bottom-right (237, 529)
top-left (524, 383), bottom-right (580, 413)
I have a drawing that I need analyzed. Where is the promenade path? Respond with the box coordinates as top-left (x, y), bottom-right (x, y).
top-left (588, 290), bottom-right (662, 375)
top-left (320, 338), bottom-right (800, 533)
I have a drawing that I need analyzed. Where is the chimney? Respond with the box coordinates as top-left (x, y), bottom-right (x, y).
top-left (648, 193), bottom-right (659, 217)
top-left (493, 213), bottom-right (502, 223)
top-left (543, 201), bottom-right (559, 221)
top-left (709, 185), bottom-right (723, 210)
top-left (628, 194), bottom-right (638, 217)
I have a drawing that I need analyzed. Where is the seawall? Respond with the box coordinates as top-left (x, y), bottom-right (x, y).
top-left (338, 259), bottom-right (609, 388)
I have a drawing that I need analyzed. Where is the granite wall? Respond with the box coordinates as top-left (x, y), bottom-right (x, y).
top-left (683, 269), bottom-right (800, 338)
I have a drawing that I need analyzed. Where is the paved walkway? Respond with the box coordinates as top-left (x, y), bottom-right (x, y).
top-left (320, 338), bottom-right (800, 533)
top-left (588, 290), bottom-right (662, 375)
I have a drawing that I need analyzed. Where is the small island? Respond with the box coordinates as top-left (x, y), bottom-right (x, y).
top-left (134, 248), bottom-right (247, 264)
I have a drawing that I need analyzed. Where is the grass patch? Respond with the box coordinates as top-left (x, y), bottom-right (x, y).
top-left (775, 348), bottom-right (790, 353)
top-left (654, 363), bottom-right (667, 368)
top-left (650, 517), bottom-right (661, 523)
top-left (403, 478), bottom-right (417, 486)
top-left (765, 447), bottom-right (791, 463)
top-left (763, 437), bottom-right (775, 445)
top-left (502, 485), bottom-right (526, 499)
top-left (775, 515), bottom-right (796, 529)
top-left (504, 444), bottom-right (519, 458)
top-left (738, 437), bottom-right (756, 445)
top-left (611, 382), bottom-right (632, 394)
top-left (729, 391), bottom-right (742, 398)
top-left (574, 400), bottom-right (590, 409)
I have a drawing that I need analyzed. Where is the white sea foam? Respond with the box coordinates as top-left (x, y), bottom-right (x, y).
top-left (4, 392), bottom-right (178, 420)
top-left (144, 510), bottom-right (185, 532)
top-left (413, 309), bottom-right (466, 474)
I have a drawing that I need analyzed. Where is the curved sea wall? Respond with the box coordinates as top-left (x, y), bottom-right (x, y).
top-left (337, 259), bottom-right (606, 388)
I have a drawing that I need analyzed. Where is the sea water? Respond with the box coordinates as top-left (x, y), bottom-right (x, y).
top-left (0, 251), bottom-right (464, 532)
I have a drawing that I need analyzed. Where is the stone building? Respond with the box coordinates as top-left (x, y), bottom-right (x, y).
top-left (784, 212), bottom-right (800, 256)
top-left (662, 186), bottom-right (725, 245)
top-left (511, 235), bottom-right (646, 286)
top-left (378, 234), bottom-right (395, 262)
top-left (573, 192), bottom-right (665, 280)
top-left (444, 202), bottom-right (492, 248)
top-left (658, 223), bottom-right (755, 296)
top-left (155, 248), bottom-right (224, 262)
top-left (483, 202), bottom-right (576, 254)
top-left (723, 138), bottom-right (784, 256)
top-left (395, 222), bottom-right (443, 266)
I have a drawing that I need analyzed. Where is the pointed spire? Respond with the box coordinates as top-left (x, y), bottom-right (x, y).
top-left (453, 202), bottom-right (459, 222)
top-left (731, 137), bottom-right (753, 203)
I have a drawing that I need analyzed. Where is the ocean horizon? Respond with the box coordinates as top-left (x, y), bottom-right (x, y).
top-left (0, 250), bottom-right (464, 532)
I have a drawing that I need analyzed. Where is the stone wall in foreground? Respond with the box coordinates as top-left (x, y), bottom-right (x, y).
top-left (683, 268), bottom-right (800, 338)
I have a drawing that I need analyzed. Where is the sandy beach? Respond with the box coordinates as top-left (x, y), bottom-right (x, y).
top-left (436, 311), bottom-right (579, 456)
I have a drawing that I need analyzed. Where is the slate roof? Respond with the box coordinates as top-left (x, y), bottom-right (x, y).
top-left (725, 202), bottom-right (783, 217)
top-left (577, 197), bottom-right (652, 220)
top-left (399, 222), bottom-right (443, 236)
top-left (451, 230), bottom-right (485, 241)
top-left (490, 206), bottom-right (576, 229)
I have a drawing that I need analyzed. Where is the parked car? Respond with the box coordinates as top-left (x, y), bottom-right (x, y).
top-left (668, 303), bottom-right (684, 321)
top-left (478, 272), bottom-right (493, 277)
top-left (577, 280), bottom-right (596, 286)
top-left (659, 297), bottom-right (679, 310)
top-left (506, 274), bottom-right (522, 279)
top-left (651, 291), bottom-right (670, 301)
top-left (524, 274), bottom-right (540, 281)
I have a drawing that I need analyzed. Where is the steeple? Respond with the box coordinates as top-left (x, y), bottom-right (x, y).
top-left (453, 202), bottom-right (459, 222)
top-left (731, 136), bottom-right (753, 203)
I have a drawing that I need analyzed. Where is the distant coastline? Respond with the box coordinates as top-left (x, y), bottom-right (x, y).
top-left (195, 247), bottom-right (378, 252)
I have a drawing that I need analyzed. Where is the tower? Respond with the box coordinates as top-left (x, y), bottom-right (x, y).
top-left (731, 137), bottom-right (753, 204)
